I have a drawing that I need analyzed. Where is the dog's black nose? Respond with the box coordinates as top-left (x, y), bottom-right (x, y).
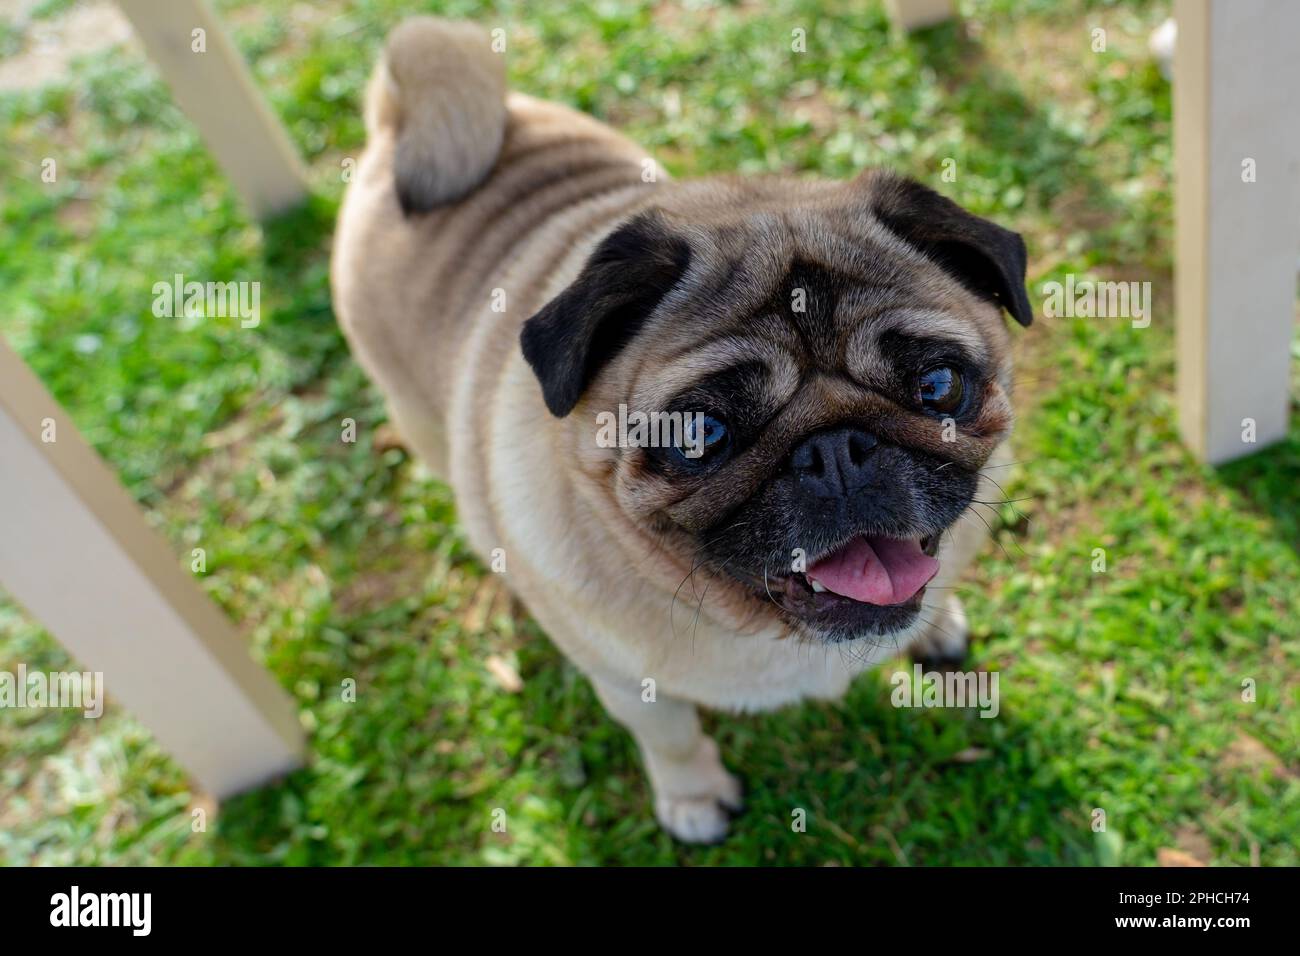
top-left (789, 428), bottom-right (880, 497)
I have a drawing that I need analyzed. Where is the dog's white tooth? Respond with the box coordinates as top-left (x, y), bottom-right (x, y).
top-left (810, 580), bottom-right (827, 593)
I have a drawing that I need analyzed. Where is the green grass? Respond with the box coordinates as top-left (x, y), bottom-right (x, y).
top-left (1, 0), bottom-right (1297, 866)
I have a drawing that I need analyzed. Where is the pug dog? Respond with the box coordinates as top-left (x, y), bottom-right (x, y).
top-left (331, 16), bottom-right (1031, 843)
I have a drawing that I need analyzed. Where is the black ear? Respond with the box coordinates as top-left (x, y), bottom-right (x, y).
top-left (865, 171), bottom-right (1033, 327)
top-left (520, 211), bottom-right (691, 417)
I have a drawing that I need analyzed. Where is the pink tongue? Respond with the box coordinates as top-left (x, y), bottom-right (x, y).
top-left (807, 536), bottom-right (939, 605)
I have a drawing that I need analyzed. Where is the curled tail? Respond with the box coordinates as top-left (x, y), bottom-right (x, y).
top-left (365, 17), bottom-right (507, 213)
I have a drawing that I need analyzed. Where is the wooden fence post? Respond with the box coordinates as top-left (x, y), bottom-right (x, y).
top-left (1174, 0), bottom-right (1300, 463)
top-left (0, 339), bottom-right (304, 797)
top-left (116, 0), bottom-right (309, 219)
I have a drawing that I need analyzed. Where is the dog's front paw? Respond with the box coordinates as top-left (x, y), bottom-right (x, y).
top-left (655, 790), bottom-right (740, 844)
top-left (646, 737), bottom-right (743, 844)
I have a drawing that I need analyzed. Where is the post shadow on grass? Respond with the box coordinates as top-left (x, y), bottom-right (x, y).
top-left (254, 193), bottom-right (354, 387)
top-left (543, 661), bottom-right (1099, 866)
top-left (462, 626), bottom-right (1101, 865)
top-left (1216, 421), bottom-right (1300, 554)
top-left (906, 20), bottom-right (1090, 198)
top-left (903, 18), bottom-right (1164, 269)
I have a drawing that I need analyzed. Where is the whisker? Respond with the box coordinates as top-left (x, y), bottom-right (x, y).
top-left (977, 473), bottom-right (1034, 529)
top-left (966, 505), bottom-right (1017, 563)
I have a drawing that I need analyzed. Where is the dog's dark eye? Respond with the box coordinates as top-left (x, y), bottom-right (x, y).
top-left (918, 366), bottom-right (964, 414)
top-left (676, 414), bottom-right (730, 463)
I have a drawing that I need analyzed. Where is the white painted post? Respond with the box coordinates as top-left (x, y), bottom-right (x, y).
top-left (0, 339), bottom-right (304, 798)
top-left (116, 0), bottom-right (308, 219)
top-left (1174, 0), bottom-right (1300, 464)
top-left (883, 0), bottom-right (954, 31)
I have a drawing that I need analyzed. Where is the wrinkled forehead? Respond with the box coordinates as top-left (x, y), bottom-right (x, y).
top-left (630, 210), bottom-right (1010, 411)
